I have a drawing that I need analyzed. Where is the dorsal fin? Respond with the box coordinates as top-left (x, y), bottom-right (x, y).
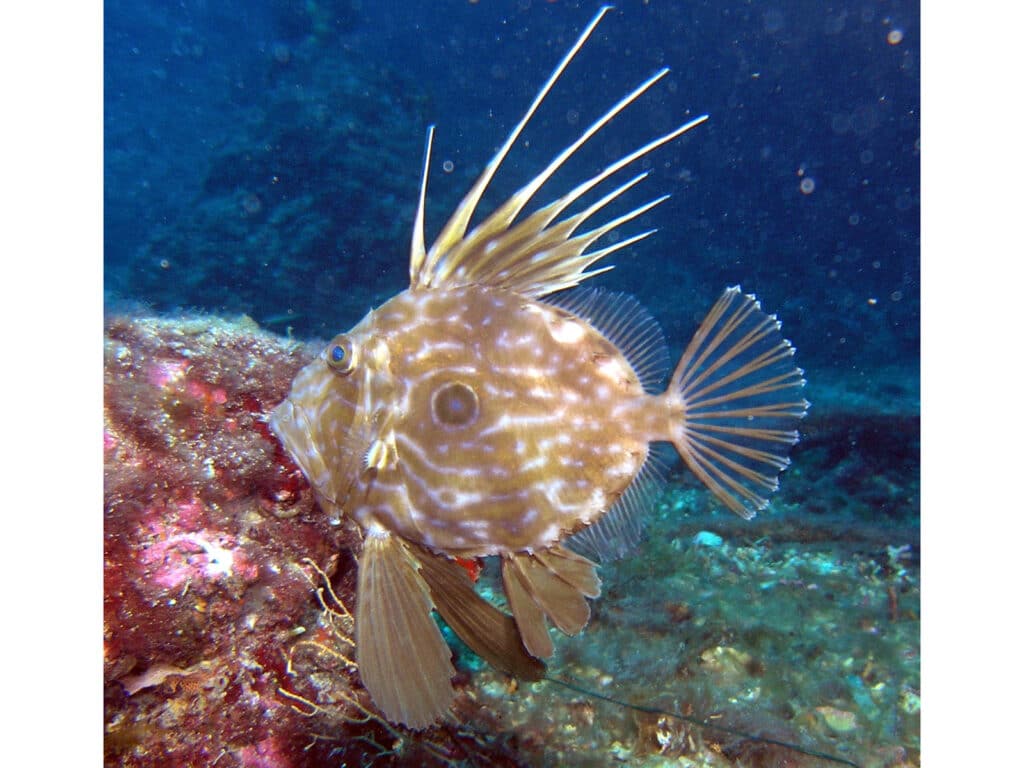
top-left (546, 287), bottom-right (670, 393)
top-left (407, 4), bottom-right (708, 297)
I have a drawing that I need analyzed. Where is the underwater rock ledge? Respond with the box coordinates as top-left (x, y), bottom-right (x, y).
top-left (103, 313), bottom-right (532, 767)
top-left (104, 312), bottom-right (918, 767)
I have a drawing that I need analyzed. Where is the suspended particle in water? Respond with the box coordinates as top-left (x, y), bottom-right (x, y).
top-left (890, 290), bottom-right (904, 302)
top-left (849, 213), bottom-right (861, 226)
top-left (241, 193), bottom-right (263, 216)
top-left (272, 42), bottom-right (291, 64)
top-left (887, 29), bottom-right (905, 45)
top-left (762, 8), bottom-right (785, 33)
top-left (442, 160), bottom-right (455, 174)
top-left (800, 177), bottom-right (816, 195)
top-left (566, 109), bottom-right (580, 126)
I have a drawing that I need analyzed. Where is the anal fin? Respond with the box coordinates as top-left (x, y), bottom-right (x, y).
top-left (535, 545), bottom-right (601, 598)
top-left (356, 529), bottom-right (455, 729)
top-left (502, 556), bottom-right (554, 659)
top-left (502, 546), bottom-right (600, 659)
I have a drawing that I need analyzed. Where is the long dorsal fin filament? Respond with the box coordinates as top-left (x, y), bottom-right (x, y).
top-left (408, 125), bottom-right (435, 284)
top-left (413, 5), bottom-right (614, 287)
top-left (408, 3), bottom-right (708, 297)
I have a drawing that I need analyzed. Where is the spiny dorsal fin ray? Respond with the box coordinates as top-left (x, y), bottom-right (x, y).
top-left (455, 172), bottom-right (650, 287)
top-left (497, 197), bottom-right (667, 296)
top-left (438, 110), bottom-right (706, 293)
top-left (413, 6), bottom-right (613, 287)
top-left (429, 67), bottom-right (670, 284)
top-left (511, 229), bottom-right (654, 298)
top-left (418, 115), bottom-right (705, 296)
top-left (408, 2), bottom-right (708, 296)
top-left (486, 109), bottom-right (705, 285)
top-left (669, 287), bottom-right (809, 519)
top-left (408, 125), bottom-right (435, 284)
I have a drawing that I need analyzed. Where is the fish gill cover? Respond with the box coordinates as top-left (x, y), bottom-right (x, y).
top-left (104, 1), bottom-right (919, 766)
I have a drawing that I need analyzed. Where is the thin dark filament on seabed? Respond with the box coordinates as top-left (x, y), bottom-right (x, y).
top-left (546, 675), bottom-right (862, 768)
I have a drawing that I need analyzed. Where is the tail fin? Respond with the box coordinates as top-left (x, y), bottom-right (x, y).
top-left (669, 287), bottom-right (808, 519)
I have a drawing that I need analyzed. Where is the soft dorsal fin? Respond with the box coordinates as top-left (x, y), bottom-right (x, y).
top-left (407, 5), bottom-right (708, 297)
top-left (545, 287), bottom-right (670, 393)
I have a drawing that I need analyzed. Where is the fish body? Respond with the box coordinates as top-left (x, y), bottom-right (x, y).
top-left (270, 7), bottom-right (808, 729)
top-left (276, 284), bottom-right (658, 555)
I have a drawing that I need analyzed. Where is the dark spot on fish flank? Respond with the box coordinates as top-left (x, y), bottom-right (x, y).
top-left (431, 381), bottom-right (480, 427)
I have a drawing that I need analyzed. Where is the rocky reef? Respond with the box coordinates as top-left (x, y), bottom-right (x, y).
top-left (104, 313), bottom-right (918, 767)
top-left (102, 314), bottom-right (527, 766)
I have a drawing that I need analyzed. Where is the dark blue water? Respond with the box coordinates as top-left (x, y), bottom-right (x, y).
top-left (105, 0), bottom-right (919, 383)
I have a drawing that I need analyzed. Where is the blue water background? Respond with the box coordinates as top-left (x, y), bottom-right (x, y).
top-left (105, 0), bottom-right (919, 385)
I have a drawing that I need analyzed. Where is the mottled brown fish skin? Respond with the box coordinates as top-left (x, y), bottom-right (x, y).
top-left (371, 285), bottom-right (658, 553)
top-left (268, 6), bottom-right (808, 731)
top-left (275, 284), bottom-right (661, 556)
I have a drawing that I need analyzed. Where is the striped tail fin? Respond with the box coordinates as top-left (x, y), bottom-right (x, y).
top-left (669, 286), bottom-right (809, 519)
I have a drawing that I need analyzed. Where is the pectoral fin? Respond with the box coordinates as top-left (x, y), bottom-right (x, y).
top-left (355, 529), bottom-right (455, 729)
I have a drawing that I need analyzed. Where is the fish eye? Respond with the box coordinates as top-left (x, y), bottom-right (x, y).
top-left (325, 335), bottom-right (357, 375)
top-left (431, 381), bottom-right (479, 427)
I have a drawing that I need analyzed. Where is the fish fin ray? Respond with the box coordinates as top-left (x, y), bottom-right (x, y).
top-left (414, 544), bottom-right (546, 680)
top-left (408, 126), bottom-right (435, 284)
top-left (501, 556), bottom-right (554, 659)
top-left (504, 551), bottom-right (593, 637)
top-left (534, 544), bottom-right (601, 598)
top-left (355, 531), bottom-right (455, 729)
top-left (568, 446), bottom-right (667, 560)
top-left (546, 287), bottom-right (670, 392)
top-left (412, 7), bottom-right (613, 287)
top-left (407, 8), bottom-right (707, 295)
top-left (668, 287), bottom-right (808, 518)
